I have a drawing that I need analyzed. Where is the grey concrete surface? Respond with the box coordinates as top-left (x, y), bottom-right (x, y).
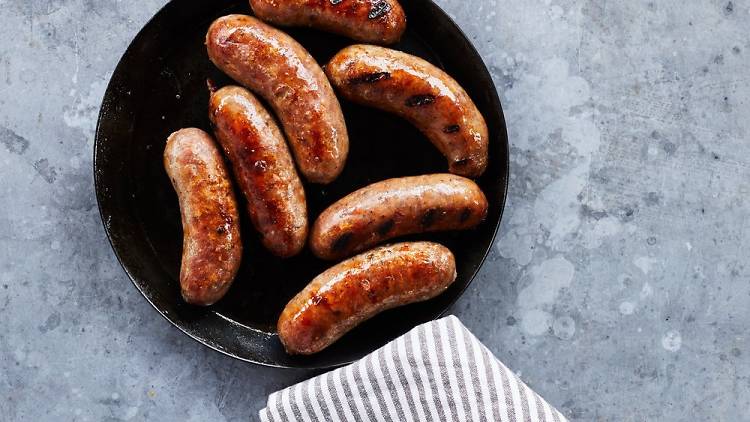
top-left (1, 0), bottom-right (749, 420)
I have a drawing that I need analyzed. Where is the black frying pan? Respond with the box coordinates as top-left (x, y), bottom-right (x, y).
top-left (94, 0), bottom-right (509, 369)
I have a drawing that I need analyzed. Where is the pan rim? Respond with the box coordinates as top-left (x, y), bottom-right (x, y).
top-left (93, 0), bottom-right (510, 369)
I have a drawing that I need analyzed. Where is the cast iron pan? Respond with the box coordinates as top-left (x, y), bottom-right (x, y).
top-left (94, 0), bottom-right (509, 369)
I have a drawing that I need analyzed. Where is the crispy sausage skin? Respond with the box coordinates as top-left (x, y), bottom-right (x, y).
top-left (278, 242), bottom-right (456, 355)
top-left (209, 86), bottom-right (308, 258)
top-left (310, 174), bottom-right (488, 260)
top-left (206, 15), bottom-right (348, 184)
top-left (326, 44), bottom-right (489, 177)
top-left (248, 0), bottom-right (406, 45)
top-left (163, 128), bottom-right (242, 306)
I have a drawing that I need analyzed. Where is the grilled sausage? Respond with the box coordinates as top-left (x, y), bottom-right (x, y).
top-left (248, 0), bottom-right (406, 45)
top-left (325, 44), bottom-right (489, 177)
top-left (278, 242), bottom-right (456, 355)
top-left (163, 128), bottom-right (242, 306)
top-left (209, 86), bottom-right (307, 257)
top-left (310, 174), bottom-right (487, 260)
top-left (206, 14), bottom-right (348, 184)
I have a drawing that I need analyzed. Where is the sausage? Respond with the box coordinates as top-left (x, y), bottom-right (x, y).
top-left (325, 44), bottom-right (489, 177)
top-left (209, 86), bottom-right (308, 257)
top-left (163, 128), bottom-right (242, 306)
top-left (310, 174), bottom-right (487, 260)
top-left (206, 14), bottom-right (349, 184)
top-left (278, 241), bottom-right (456, 355)
top-left (248, 0), bottom-right (406, 45)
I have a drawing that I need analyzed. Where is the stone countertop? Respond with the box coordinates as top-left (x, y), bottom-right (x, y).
top-left (1, 0), bottom-right (748, 420)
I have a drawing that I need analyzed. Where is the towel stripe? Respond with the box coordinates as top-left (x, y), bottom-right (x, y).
top-left (396, 335), bottom-right (428, 421)
top-left (332, 367), bottom-right (357, 421)
top-left (452, 317), bottom-right (482, 421)
top-left (261, 316), bottom-right (568, 422)
top-left (319, 371), bottom-right (342, 421)
top-left (358, 354), bottom-right (386, 421)
top-left (369, 349), bottom-right (400, 421)
top-left (429, 321), bottom-right (457, 421)
top-left (412, 324), bottom-right (444, 421)
top-left (515, 374), bottom-right (533, 422)
top-left (280, 386), bottom-right (298, 421)
top-left (383, 341), bottom-right (414, 420)
top-left (346, 364), bottom-right (374, 421)
top-left (307, 376), bottom-right (326, 421)
top-left (439, 319), bottom-right (465, 422)
top-left (465, 321), bottom-right (493, 421)
top-left (259, 408), bottom-right (270, 422)
top-left (445, 318), bottom-right (471, 422)
top-left (268, 391), bottom-right (284, 422)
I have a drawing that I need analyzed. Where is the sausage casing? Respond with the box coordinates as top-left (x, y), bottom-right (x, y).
top-left (209, 86), bottom-right (308, 258)
top-left (163, 128), bottom-right (242, 306)
top-left (206, 14), bottom-right (349, 184)
top-left (326, 44), bottom-right (489, 177)
top-left (310, 174), bottom-right (488, 260)
top-left (278, 242), bottom-right (456, 355)
top-left (248, 0), bottom-right (407, 45)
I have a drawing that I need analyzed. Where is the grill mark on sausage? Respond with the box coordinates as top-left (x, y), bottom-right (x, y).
top-left (368, 1), bottom-right (391, 19)
top-left (376, 219), bottom-right (395, 236)
top-left (405, 94), bottom-right (436, 107)
top-left (460, 207), bottom-right (472, 223)
top-left (348, 71), bottom-right (391, 85)
top-left (332, 232), bottom-right (353, 252)
top-left (443, 124), bottom-right (460, 134)
top-left (421, 208), bottom-right (438, 228)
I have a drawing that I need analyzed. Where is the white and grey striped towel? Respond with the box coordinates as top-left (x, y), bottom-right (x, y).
top-left (260, 315), bottom-right (567, 421)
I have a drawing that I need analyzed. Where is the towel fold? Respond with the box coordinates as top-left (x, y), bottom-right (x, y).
top-left (261, 315), bottom-right (567, 422)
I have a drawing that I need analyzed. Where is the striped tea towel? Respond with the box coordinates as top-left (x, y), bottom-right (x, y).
top-left (260, 315), bottom-right (568, 421)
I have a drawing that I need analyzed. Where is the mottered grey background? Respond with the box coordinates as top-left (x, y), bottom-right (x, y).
top-left (1, 0), bottom-right (749, 420)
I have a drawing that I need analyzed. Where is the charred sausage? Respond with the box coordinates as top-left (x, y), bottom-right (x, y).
top-left (325, 44), bottom-right (489, 177)
top-left (248, 0), bottom-right (406, 45)
top-left (310, 174), bottom-right (487, 260)
top-left (209, 86), bottom-right (308, 258)
top-left (206, 14), bottom-right (349, 184)
top-left (163, 128), bottom-right (242, 306)
top-left (278, 242), bottom-right (456, 355)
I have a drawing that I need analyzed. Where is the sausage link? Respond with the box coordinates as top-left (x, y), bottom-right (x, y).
top-left (278, 242), bottom-right (456, 355)
top-left (310, 174), bottom-right (487, 260)
top-left (248, 0), bottom-right (406, 45)
top-left (206, 14), bottom-right (349, 184)
top-left (325, 44), bottom-right (489, 177)
top-left (163, 128), bottom-right (242, 306)
top-left (209, 86), bottom-right (308, 257)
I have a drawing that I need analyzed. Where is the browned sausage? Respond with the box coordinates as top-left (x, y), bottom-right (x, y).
top-left (310, 174), bottom-right (487, 260)
top-left (248, 0), bottom-right (406, 45)
top-left (209, 86), bottom-right (308, 257)
top-left (206, 14), bottom-right (349, 184)
top-left (163, 128), bottom-right (242, 306)
top-left (325, 44), bottom-right (489, 177)
top-left (278, 242), bottom-right (456, 355)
